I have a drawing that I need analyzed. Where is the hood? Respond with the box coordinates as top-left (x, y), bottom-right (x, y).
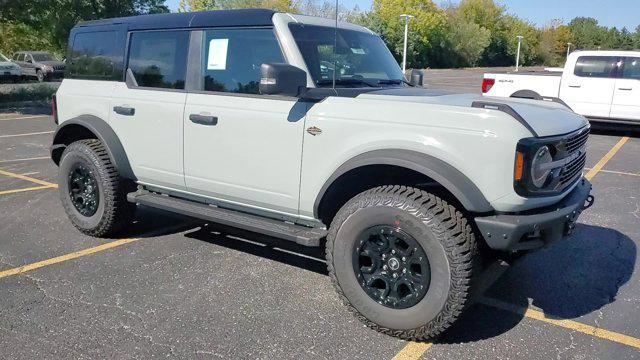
top-left (357, 87), bottom-right (588, 137)
top-left (39, 60), bottom-right (65, 67)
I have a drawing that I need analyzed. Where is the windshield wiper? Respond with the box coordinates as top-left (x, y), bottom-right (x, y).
top-left (316, 78), bottom-right (378, 88)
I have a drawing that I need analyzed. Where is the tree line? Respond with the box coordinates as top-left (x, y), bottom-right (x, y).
top-left (1, 0), bottom-right (639, 68)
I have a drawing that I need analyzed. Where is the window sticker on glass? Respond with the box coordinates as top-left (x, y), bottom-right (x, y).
top-left (207, 38), bottom-right (229, 70)
top-left (350, 48), bottom-right (365, 54)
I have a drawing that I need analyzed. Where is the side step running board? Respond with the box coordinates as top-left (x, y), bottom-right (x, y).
top-left (127, 191), bottom-right (327, 246)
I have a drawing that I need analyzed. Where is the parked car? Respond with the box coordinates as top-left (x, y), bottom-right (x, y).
top-left (12, 51), bottom-right (65, 82)
top-left (0, 52), bottom-right (22, 82)
top-left (483, 50), bottom-right (640, 125)
top-left (51, 9), bottom-right (594, 340)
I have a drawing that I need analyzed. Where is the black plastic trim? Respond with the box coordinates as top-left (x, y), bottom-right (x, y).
top-left (51, 115), bottom-right (136, 180)
top-left (471, 100), bottom-right (538, 137)
top-left (314, 149), bottom-right (494, 215)
top-left (475, 178), bottom-right (592, 251)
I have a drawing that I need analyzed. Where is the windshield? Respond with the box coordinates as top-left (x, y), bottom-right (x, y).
top-left (289, 24), bottom-right (404, 88)
top-left (0, 53), bottom-right (9, 62)
top-left (32, 53), bottom-right (55, 61)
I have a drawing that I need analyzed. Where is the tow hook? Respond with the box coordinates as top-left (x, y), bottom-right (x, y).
top-left (583, 194), bottom-right (595, 210)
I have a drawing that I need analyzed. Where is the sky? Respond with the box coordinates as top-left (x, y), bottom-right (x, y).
top-left (164, 0), bottom-right (640, 30)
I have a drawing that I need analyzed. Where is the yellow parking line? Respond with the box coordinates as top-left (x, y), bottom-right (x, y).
top-left (0, 185), bottom-right (56, 196)
top-left (480, 297), bottom-right (640, 350)
top-left (0, 168), bottom-right (57, 187)
top-left (0, 131), bottom-right (54, 138)
top-left (0, 156), bottom-right (51, 164)
top-left (0, 238), bottom-right (141, 279)
top-left (585, 137), bottom-right (629, 180)
top-left (0, 115), bottom-right (49, 121)
top-left (392, 342), bottom-right (432, 360)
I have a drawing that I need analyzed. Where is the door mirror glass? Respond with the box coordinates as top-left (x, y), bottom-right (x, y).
top-left (259, 63), bottom-right (307, 97)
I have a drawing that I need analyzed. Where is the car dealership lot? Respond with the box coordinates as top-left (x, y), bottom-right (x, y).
top-left (1, 78), bottom-right (639, 358)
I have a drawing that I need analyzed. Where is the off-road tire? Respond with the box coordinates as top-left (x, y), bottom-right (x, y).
top-left (326, 185), bottom-right (478, 340)
top-left (58, 139), bottom-right (135, 237)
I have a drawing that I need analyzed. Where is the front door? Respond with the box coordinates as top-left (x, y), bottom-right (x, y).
top-left (560, 55), bottom-right (618, 118)
top-left (109, 30), bottom-right (190, 190)
top-left (183, 28), bottom-right (306, 215)
top-left (610, 56), bottom-right (640, 121)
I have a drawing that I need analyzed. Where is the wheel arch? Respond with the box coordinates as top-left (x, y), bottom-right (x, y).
top-left (314, 149), bottom-right (493, 225)
top-left (51, 115), bottom-right (136, 180)
top-left (510, 89), bottom-right (542, 100)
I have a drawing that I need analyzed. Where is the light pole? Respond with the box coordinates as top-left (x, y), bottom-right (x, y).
top-left (399, 14), bottom-right (414, 73)
top-left (515, 35), bottom-right (523, 71)
top-left (566, 42), bottom-right (572, 59)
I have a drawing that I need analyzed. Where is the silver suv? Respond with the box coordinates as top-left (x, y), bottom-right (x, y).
top-left (12, 51), bottom-right (65, 82)
top-left (51, 9), bottom-right (594, 340)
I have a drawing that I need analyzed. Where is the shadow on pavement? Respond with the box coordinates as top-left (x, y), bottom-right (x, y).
top-left (439, 223), bottom-right (636, 343)
top-left (184, 223), bottom-right (328, 275)
top-left (181, 221), bottom-right (635, 343)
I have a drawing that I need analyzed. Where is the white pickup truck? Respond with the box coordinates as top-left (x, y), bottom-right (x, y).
top-left (483, 50), bottom-right (640, 125)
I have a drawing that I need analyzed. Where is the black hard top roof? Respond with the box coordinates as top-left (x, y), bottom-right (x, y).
top-left (75, 9), bottom-right (276, 31)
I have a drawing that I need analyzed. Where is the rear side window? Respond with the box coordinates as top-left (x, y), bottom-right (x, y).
top-left (127, 31), bottom-right (189, 89)
top-left (621, 57), bottom-right (640, 80)
top-left (574, 56), bottom-right (618, 78)
top-left (14, 53), bottom-right (23, 61)
top-left (68, 31), bottom-right (124, 81)
top-left (201, 28), bottom-right (284, 94)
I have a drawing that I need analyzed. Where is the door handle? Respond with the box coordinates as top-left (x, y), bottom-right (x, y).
top-left (189, 114), bottom-right (218, 125)
top-left (568, 84), bottom-right (581, 88)
top-left (113, 106), bottom-right (135, 116)
top-left (618, 87), bottom-right (633, 91)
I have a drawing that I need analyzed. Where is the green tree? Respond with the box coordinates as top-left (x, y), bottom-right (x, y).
top-left (441, 8), bottom-right (491, 67)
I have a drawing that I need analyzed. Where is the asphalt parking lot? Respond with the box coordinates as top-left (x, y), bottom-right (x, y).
top-left (1, 73), bottom-right (639, 359)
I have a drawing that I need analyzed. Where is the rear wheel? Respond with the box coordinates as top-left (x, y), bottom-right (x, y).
top-left (326, 185), bottom-right (478, 340)
top-left (58, 139), bottom-right (135, 237)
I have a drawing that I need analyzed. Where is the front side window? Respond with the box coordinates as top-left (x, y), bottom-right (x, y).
top-left (574, 56), bottom-right (618, 78)
top-left (128, 30), bottom-right (189, 89)
top-left (621, 57), bottom-right (640, 80)
top-left (201, 28), bottom-right (284, 94)
top-left (32, 53), bottom-right (55, 61)
top-left (289, 24), bottom-right (404, 87)
top-left (68, 31), bottom-right (124, 81)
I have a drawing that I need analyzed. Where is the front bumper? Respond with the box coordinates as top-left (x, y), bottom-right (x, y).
top-left (45, 70), bottom-right (65, 79)
top-left (475, 178), bottom-right (593, 251)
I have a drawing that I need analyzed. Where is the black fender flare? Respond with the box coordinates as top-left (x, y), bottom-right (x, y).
top-left (313, 149), bottom-right (494, 216)
top-left (50, 115), bottom-right (136, 180)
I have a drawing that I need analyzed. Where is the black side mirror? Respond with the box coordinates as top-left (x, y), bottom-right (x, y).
top-left (259, 63), bottom-right (307, 97)
top-left (409, 69), bottom-right (424, 87)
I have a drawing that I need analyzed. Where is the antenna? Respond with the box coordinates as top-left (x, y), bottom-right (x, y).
top-left (332, 0), bottom-right (338, 89)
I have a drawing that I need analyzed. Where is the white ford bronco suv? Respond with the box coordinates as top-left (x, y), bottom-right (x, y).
top-left (52, 9), bottom-right (594, 340)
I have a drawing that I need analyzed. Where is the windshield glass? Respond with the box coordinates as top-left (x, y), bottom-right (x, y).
top-left (289, 24), bottom-right (404, 87)
top-left (0, 53), bottom-right (9, 62)
top-left (32, 53), bottom-right (55, 61)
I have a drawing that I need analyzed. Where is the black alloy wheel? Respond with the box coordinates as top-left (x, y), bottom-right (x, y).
top-left (353, 225), bottom-right (431, 309)
top-left (68, 164), bottom-right (100, 217)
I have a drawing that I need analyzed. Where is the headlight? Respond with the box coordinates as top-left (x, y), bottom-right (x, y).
top-left (43, 65), bottom-right (52, 71)
top-left (530, 146), bottom-right (552, 188)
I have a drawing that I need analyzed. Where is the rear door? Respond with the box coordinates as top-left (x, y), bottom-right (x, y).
top-left (109, 30), bottom-right (190, 190)
top-left (559, 55), bottom-right (618, 118)
top-left (610, 56), bottom-right (640, 121)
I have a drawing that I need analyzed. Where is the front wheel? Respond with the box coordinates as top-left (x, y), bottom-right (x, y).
top-left (36, 69), bottom-right (45, 82)
top-left (326, 186), bottom-right (478, 340)
top-left (58, 139), bottom-right (135, 237)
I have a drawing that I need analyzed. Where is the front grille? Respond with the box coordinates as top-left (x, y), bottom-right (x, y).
top-left (565, 128), bottom-right (589, 153)
top-left (558, 127), bottom-right (589, 187)
top-left (559, 151), bottom-right (586, 186)
top-left (53, 65), bottom-right (65, 71)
